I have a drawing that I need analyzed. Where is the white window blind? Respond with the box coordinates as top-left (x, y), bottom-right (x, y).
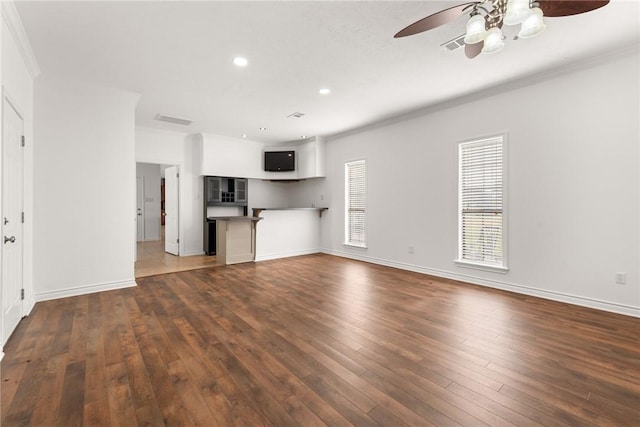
top-left (345, 160), bottom-right (366, 247)
top-left (458, 137), bottom-right (505, 268)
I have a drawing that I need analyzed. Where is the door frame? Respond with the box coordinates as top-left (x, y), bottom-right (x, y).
top-left (133, 161), bottom-right (184, 259)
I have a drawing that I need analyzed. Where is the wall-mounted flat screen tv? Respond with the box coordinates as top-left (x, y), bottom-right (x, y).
top-left (264, 150), bottom-right (295, 172)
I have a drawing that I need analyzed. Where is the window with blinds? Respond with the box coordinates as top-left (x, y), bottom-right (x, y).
top-left (458, 136), bottom-right (506, 270)
top-left (345, 159), bottom-right (366, 247)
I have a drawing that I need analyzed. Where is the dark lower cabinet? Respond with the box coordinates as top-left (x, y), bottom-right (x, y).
top-left (204, 220), bottom-right (216, 255)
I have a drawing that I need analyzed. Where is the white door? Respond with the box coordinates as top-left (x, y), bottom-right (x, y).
top-left (2, 97), bottom-right (24, 345)
top-left (136, 176), bottom-right (144, 241)
top-left (164, 166), bottom-right (179, 255)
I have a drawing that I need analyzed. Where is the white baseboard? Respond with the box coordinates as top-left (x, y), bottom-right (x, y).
top-left (256, 248), bottom-right (321, 262)
top-left (323, 249), bottom-right (640, 318)
top-left (23, 297), bottom-right (36, 317)
top-left (35, 279), bottom-right (137, 302)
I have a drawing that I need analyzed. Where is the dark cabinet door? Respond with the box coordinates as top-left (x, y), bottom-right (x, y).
top-left (204, 220), bottom-right (216, 255)
top-left (206, 177), bottom-right (222, 203)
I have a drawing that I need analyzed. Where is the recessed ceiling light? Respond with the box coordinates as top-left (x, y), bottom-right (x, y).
top-left (233, 57), bottom-right (248, 67)
top-left (319, 88), bottom-right (331, 95)
top-left (300, 135), bottom-right (307, 139)
top-left (241, 134), bottom-right (247, 138)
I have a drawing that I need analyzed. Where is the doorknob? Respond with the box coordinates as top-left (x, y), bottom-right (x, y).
top-left (4, 236), bottom-right (16, 244)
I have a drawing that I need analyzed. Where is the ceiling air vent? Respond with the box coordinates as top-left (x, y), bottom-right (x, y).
top-left (441, 34), bottom-right (466, 52)
top-left (287, 112), bottom-right (305, 118)
top-left (154, 114), bottom-right (193, 126)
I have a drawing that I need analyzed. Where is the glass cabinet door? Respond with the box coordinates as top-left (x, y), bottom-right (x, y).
top-left (207, 177), bottom-right (222, 203)
top-left (234, 178), bottom-right (247, 203)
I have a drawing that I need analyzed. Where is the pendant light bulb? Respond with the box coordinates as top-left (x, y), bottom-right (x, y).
top-left (504, 0), bottom-right (531, 25)
top-left (518, 7), bottom-right (546, 38)
top-left (464, 13), bottom-right (487, 44)
top-left (481, 27), bottom-right (505, 54)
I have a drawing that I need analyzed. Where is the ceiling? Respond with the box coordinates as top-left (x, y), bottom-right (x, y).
top-left (14, 0), bottom-right (640, 144)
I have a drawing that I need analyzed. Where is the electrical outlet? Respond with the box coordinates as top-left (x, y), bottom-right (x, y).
top-left (615, 272), bottom-right (627, 285)
top-left (320, 194), bottom-right (324, 200)
top-left (408, 245), bottom-right (414, 254)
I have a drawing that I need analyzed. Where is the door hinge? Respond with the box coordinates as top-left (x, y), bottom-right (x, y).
top-left (21, 135), bottom-right (25, 147)
top-left (177, 238), bottom-right (180, 243)
top-left (20, 289), bottom-right (24, 300)
top-left (21, 212), bottom-right (24, 223)
top-left (176, 172), bottom-right (180, 178)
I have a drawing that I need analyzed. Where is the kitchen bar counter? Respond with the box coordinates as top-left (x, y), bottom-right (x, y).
top-left (208, 216), bottom-right (262, 221)
top-left (252, 207), bottom-right (328, 218)
top-left (214, 216), bottom-right (261, 265)
top-left (252, 208), bottom-right (327, 261)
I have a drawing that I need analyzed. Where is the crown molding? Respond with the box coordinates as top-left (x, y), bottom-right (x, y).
top-left (2, 0), bottom-right (41, 78)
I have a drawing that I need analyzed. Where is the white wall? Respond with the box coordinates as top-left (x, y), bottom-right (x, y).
top-left (286, 178), bottom-right (327, 209)
top-left (33, 77), bottom-right (139, 300)
top-left (136, 162), bottom-right (161, 241)
top-left (136, 126), bottom-right (187, 165)
top-left (320, 50), bottom-right (640, 317)
top-left (247, 179), bottom-right (291, 211)
top-left (1, 1), bottom-right (37, 318)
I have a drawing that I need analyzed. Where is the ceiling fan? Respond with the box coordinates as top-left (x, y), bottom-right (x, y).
top-left (394, 0), bottom-right (610, 58)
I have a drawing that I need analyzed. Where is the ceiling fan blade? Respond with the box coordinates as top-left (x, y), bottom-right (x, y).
top-left (395, 2), bottom-right (478, 38)
top-left (465, 40), bottom-right (483, 59)
top-left (538, 1), bottom-right (609, 17)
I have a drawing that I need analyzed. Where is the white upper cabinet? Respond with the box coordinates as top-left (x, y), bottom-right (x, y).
top-left (195, 133), bottom-right (325, 180)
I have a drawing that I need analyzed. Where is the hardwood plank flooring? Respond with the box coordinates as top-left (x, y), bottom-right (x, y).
top-left (135, 237), bottom-right (219, 278)
top-left (2, 254), bottom-right (639, 426)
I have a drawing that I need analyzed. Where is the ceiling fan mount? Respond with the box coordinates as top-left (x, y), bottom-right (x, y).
top-left (395, 0), bottom-right (610, 58)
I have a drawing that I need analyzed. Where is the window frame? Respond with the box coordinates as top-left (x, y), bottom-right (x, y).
top-left (344, 159), bottom-right (367, 248)
top-left (455, 133), bottom-right (508, 273)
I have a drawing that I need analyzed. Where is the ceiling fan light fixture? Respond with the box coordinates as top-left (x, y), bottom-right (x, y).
top-left (463, 13), bottom-right (487, 44)
top-left (481, 27), bottom-right (505, 54)
top-left (518, 7), bottom-right (546, 38)
top-left (504, 0), bottom-right (531, 25)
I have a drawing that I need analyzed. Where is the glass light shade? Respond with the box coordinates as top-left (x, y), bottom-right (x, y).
top-left (504, 0), bottom-right (531, 25)
top-left (518, 7), bottom-right (545, 38)
top-left (482, 27), bottom-right (505, 54)
top-left (464, 14), bottom-right (486, 44)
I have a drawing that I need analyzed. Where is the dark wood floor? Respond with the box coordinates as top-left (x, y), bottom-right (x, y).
top-left (2, 254), bottom-right (639, 426)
